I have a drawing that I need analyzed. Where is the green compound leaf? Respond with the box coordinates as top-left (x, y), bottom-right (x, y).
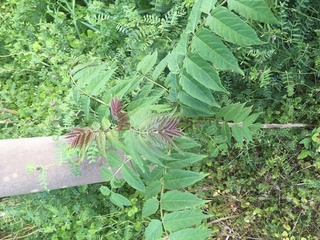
top-left (123, 131), bottom-right (147, 172)
top-left (102, 76), bottom-right (143, 103)
top-left (174, 137), bottom-right (201, 150)
top-left (243, 113), bottom-right (261, 127)
top-left (164, 170), bottom-right (208, 189)
top-left (169, 228), bottom-right (213, 240)
top-left (145, 219), bottom-right (163, 240)
top-left (142, 197), bottom-right (159, 219)
top-left (191, 28), bottom-right (244, 74)
top-left (99, 186), bottom-right (111, 196)
top-left (242, 126), bottom-right (253, 142)
top-left (104, 150), bottom-right (123, 168)
top-left (233, 105), bottom-right (252, 123)
top-left (152, 55), bottom-right (169, 80)
top-left (163, 209), bottom-right (209, 231)
top-left (110, 192), bottom-right (132, 208)
top-left (144, 180), bottom-right (162, 200)
top-left (206, 6), bottom-right (265, 46)
top-left (165, 152), bottom-right (207, 169)
top-left (221, 122), bottom-right (232, 146)
top-left (217, 103), bottom-right (256, 123)
top-left (149, 167), bottom-right (165, 182)
top-left (180, 72), bottom-right (219, 107)
top-left (231, 124), bottom-right (243, 144)
top-left (72, 62), bottom-right (116, 96)
top-left (121, 164), bottom-right (146, 192)
top-left (162, 190), bottom-right (209, 211)
top-left (227, 0), bottom-right (280, 24)
top-left (137, 51), bottom-right (158, 75)
top-left (184, 52), bottom-right (228, 93)
top-left (110, 176), bottom-right (124, 189)
top-left (181, 104), bottom-right (217, 117)
top-left (177, 92), bottom-right (215, 116)
top-left (200, 0), bottom-right (217, 14)
top-left (186, 0), bottom-right (204, 33)
top-left (100, 166), bottom-right (113, 182)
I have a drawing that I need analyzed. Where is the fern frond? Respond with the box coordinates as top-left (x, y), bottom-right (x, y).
top-left (150, 0), bottom-right (171, 15)
top-left (259, 67), bottom-right (272, 88)
top-left (163, 7), bottom-right (185, 27)
top-left (143, 14), bottom-right (161, 24)
top-left (116, 23), bottom-right (129, 34)
top-left (38, 167), bottom-right (48, 191)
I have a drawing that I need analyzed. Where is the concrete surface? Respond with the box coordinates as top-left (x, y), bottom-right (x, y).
top-left (0, 137), bottom-right (114, 198)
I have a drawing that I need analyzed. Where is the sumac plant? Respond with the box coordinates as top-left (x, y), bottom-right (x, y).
top-left (63, 0), bottom-right (309, 239)
top-left (66, 95), bottom-right (211, 238)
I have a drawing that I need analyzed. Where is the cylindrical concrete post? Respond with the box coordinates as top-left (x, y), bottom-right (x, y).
top-left (0, 137), bottom-right (109, 198)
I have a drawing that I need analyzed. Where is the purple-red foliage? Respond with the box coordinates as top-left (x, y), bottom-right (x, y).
top-left (110, 98), bottom-right (129, 130)
top-left (65, 127), bottom-right (94, 150)
top-left (154, 116), bottom-right (184, 146)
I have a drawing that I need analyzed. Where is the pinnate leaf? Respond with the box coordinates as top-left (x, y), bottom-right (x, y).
top-left (144, 180), bottom-right (161, 200)
top-left (231, 125), bottom-right (243, 144)
top-left (163, 209), bottom-right (209, 231)
top-left (105, 150), bottom-right (123, 168)
top-left (164, 170), bottom-right (207, 189)
top-left (145, 219), bottom-right (163, 240)
top-left (178, 92), bottom-right (215, 116)
top-left (200, 0), bottom-right (217, 14)
top-left (191, 28), bottom-right (243, 74)
top-left (186, 0), bottom-right (203, 33)
top-left (169, 228), bottom-right (212, 240)
top-left (184, 53), bottom-right (228, 93)
top-left (243, 113), bottom-right (261, 127)
top-left (166, 152), bottom-right (207, 169)
top-left (110, 192), bottom-right (132, 208)
top-left (137, 51), bottom-right (158, 75)
top-left (142, 197), bottom-right (159, 218)
top-left (180, 72), bottom-right (219, 107)
top-left (227, 0), bottom-right (280, 24)
top-left (206, 6), bottom-right (264, 46)
top-left (162, 190), bottom-right (209, 211)
top-left (99, 186), bottom-right (111, 196)
top-left (121, 164), bottom-right (146, 192)
top-left (217, 103), bottom-right (247, 122)
top-left (124, 131), bottom-right (148, 172)
top-left (101, 166), bottom-right (113, 181)
top-left (66, 127), bottom-right (95, 151)
top-left (72, 62), bottom-right (115, 96)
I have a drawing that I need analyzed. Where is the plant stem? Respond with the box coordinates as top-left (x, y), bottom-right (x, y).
top-left (218, 122), bottom-right (315, 129)
top-left (139, 73), bottom-right (169, 92)
top-left (69, 72), bottom-right (109, 106)
top-left (1, 108), bottom-right (18, 115)
top-left (0, 120), bottom-right (14, 125)
top-left (207, 214), bottom-right (239, 225)
top-left (159, 174), bottom-right (168, 237)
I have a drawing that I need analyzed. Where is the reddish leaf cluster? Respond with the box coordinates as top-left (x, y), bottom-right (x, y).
top-left (65, 127), bottom-right (94, 150)
top-left (144, 115), bottom-right (184, 148)
top-left (154, 116), bottom-right (184, 146)
top-left (111, 98), bottom-right (129, 130)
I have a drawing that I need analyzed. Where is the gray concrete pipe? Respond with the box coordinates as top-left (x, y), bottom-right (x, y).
top-left (0, 137), bottom-right (113, 198)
